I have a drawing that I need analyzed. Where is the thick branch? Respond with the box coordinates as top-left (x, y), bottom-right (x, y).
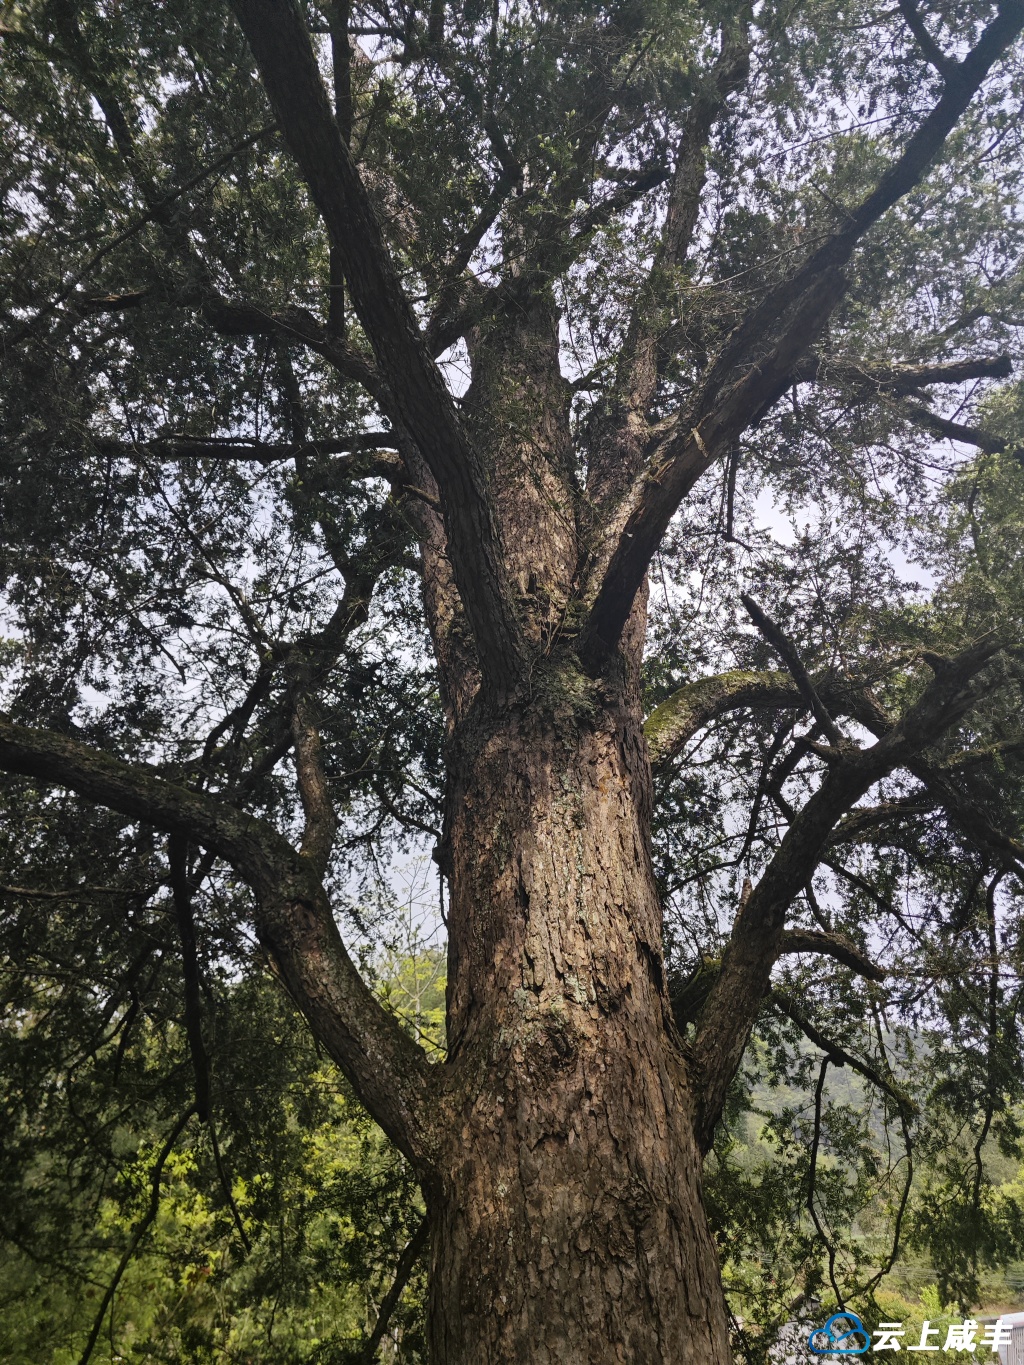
top-left (199, 295), bottom-right (386, 396)
top-left (689, 636), bottom-right (1002, 1149)
top-left (794, 351), bottom-right (1015, 454)
top-left (359, 1216), bottom-right (430, 1364)
top-left (228, 0), bottom-right (526, 690)
top-left (778, 929), bottom-right (886, 982)
top-left (903, 403), bottom-right (1011, 453)
top-left (583, 4), bottom-right (1024, 661)
top-left (741, 595), bottom-right (846, 748)
top-left (290, 695), bottom-right (338, 879)
top-left (92, 436), bottom-right (401, 472)
top-left (571, 164), bottom-right (674, 250)
top-left (0, 717), bottom-right (435, 1167)
top-left (796, 351), bottom-right (1012, 394)
top-left (645, 668), bottom-right (807, 767)
top-left (69, 283), bottom-right (387, 403)
top-left (830, 798), bottom-right (936, 845)
top-left (669, 930), bottom-right (883, 1029)
top-left (896, 0), bottom-right (957, 79)
top-left (583, 268), bottom-right (846, 663)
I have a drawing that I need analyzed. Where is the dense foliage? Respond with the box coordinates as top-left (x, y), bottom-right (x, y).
top-left (0, 875), bottom-right (442, 1364)
top-left (2, 0), bottom-right (1024, 1359)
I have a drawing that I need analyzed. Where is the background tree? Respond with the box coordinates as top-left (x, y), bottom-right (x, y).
top-left (2, 0), bottom-right (1024, 1360)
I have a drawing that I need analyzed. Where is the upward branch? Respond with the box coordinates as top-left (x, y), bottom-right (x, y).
top-left (704, 1), bottom-right (1024, 395)
top-left (583, 267), bottom-right (846, 663)
top-left (0, 717), bottom-right (436, 1168)
top-left (896, 0), bottom-right (959, 81)
top-left (228, 0), bottom-right (527, 691)
top-left (740, 595), bottom-right (846, 749)
top-left (645, 668), bottom-right (812, 768)
top-left (587, 16), bottom-right (751, 507)
top-left (621, 20), bottom-right (750, 410)
top-left (645, 662), bottom-right (1024, 874)
top-left (689, 636), bottom-right (1004, 1149)
top-left (582, 2), bottom-right (1024, 664)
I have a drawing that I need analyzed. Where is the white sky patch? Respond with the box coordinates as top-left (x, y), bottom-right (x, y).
top-left (750, 484), bottom-right (936, 591)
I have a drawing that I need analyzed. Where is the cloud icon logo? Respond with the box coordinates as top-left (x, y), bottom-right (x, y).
top-left (808, 1312), bottom-right (871, 1355)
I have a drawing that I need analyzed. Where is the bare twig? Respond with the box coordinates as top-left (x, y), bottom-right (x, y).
top-left (169, 837), bottom-right (252, 1254)
top-left (806, 1057), bottom-right (846, 1308)
top-left (740, 595), bottom-right (847, 749)
top-left (359, 1216), bottom-right (430, 1363)
top-left (76, 1108), bottom-right (196, 1365)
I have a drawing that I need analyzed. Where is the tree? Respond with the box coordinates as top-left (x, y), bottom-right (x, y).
top-left (2, 0), bottom-right (1024, 1359)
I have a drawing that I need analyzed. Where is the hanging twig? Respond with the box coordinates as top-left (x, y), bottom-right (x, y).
top-left (970, 871), bottom-right (1004, 1279)
top-left (773, 991), bottom-right (915, 1115)
top-left (741, 595), bottom-right (847, 749)
top-left (169, 836), bottom-right (252, 1255)
top-left (736, 716), bottom-right (804, 870)
top-left (208, 1123), bottom-right (252, 1256)
top-left (806, 1056), bottom-right (846, 1309)
top-left (359, 1215), bottom-right (430, 1363)
top-left (9, 125), bottom-right (277, 346)
top-left (724, 441), bottom-right (748, 545)
top-left (77, 1107), bottom-right (195, 1365)
top-left (854, 1004), bottom-right (915, 1297)
top-left (169, 838), bottom-right (211, 1122)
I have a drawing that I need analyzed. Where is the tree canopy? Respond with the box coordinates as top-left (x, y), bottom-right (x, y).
top-left (2, 0), bottom-right (1024, 1359)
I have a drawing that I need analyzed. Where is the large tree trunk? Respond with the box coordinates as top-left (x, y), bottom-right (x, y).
top-left (428, 682), bottom-right (732, 1363)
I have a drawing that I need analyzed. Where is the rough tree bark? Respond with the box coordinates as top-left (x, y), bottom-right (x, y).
top-left (432, 689), bottom-right (730, 1364)
top-left (2, 0), bottom-right (1023, 1360)
top-left (415, 296), bottom-right (734, 1360)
